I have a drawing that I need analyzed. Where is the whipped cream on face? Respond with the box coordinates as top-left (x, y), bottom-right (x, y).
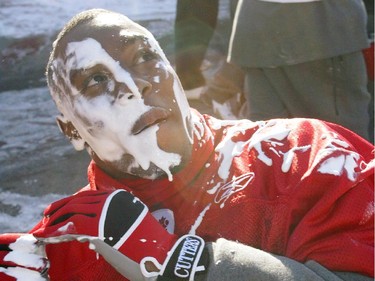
top-left (53, 35), bottom-right (189, 180)
top-left (66, 38), bottom-right (141, 98)
top-left (74, 94), bottom-right (181, 180)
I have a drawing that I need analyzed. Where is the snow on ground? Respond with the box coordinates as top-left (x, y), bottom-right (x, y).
top-left (0, 191), bottom-right (66, 232)
top-left (0, 86), bottom-right (76, 232)
top-left (0, 0), bottom-right (230, 38)
top-left (0, 0), bottom-right (177, 39)
top-left (0, 87), bottom-right (62, 164)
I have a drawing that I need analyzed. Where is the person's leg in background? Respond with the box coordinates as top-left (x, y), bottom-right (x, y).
top-left (197, 0), bottom-right (246, 119)
top-left (174, 0), bottom-right (219, 93)
top-left (243, 67), bottom-right (290, 121)
top-left (281, 53), bottom-right (371, 141)
top-left (243, 54), bottom-right (371, 141)
top-left (363, 0), bottom-right (374, 143)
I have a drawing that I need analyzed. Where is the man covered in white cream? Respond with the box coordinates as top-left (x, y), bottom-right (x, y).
top-left (50, 11), bottom-right (192, 181)
top-left (0, 9), bottom-right (373, 281)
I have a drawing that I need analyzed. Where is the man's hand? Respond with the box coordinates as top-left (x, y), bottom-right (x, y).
top-left (33, 190), bottom-right (208, 280)
top-left (0, 233), bottom-right (49, 281)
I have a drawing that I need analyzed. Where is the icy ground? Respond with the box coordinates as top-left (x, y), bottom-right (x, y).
top-left (0, 0), bottom-right (230, 232)
top-left (0, 0), bottom-right (177, 39)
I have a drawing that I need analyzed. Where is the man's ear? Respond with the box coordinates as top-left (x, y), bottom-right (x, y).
top-left (56, 115), bottom-right (86, 151)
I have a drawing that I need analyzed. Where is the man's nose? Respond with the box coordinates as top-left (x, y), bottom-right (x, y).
top-left (115, 77), bottom-right (152, 99)
top-left (134, 77), bottom-right (152, 98)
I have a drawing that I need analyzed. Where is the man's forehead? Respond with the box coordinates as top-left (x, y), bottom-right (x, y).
top-left (67, 16), bottom-right (151, 46)
top-left (57, 23), bottom-right (152, 59)
top-left (52, 11), bottom-right (168, 73)
top-left (91, 12), bottom-right (138, 30)
top-left (92, 12), bottom-right (128, 26)
top-left (118, 31), bottom-right (149, 46)
top-left (90, 12), bottom-right (149, 37)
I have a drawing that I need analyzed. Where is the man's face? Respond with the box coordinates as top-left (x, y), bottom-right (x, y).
top-left (52, 12), bottom-right (193, 180)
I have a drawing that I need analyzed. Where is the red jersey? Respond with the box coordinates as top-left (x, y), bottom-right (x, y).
top-left (31, 110), bottom-right (375, 280)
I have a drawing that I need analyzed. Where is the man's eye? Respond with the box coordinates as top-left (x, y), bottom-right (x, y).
top-left (135, 51), bottom-right (157, 64)
top-left (87, 74), bottom-right (108, 87)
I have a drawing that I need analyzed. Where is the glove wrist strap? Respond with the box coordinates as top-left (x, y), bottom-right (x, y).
top-left (141, 235), bottom-right (208, 281)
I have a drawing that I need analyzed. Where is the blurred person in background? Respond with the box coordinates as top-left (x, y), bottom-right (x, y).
top-left (174, 0), bottom-right (246, 119)
top-left (228, 0), bottom-right (372, 141)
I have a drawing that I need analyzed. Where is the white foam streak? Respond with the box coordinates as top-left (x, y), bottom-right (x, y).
top-left (318, 153), bottom-right (360, 181)
top-left (73, 95), bottom-right (181, 180)
top-left (189, 204), bottom-right (211, 235)
top-left (0, 267), bottom-right (46, 281)
top-left (66, 39), bottom-right (141, 98)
